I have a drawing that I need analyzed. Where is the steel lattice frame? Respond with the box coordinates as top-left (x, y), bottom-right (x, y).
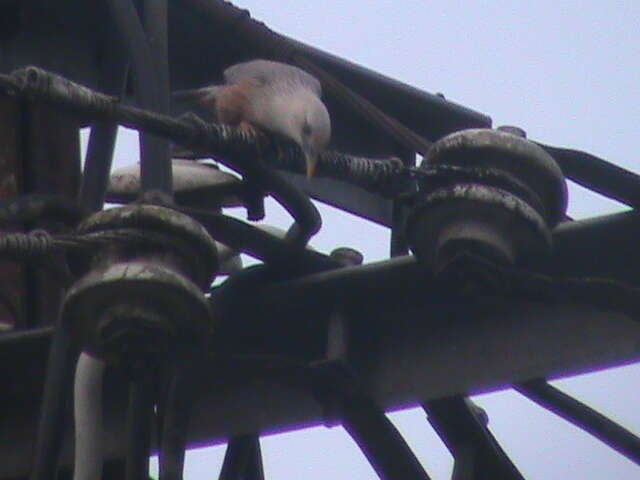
top-left (0, 1), bottom-right (638, 480)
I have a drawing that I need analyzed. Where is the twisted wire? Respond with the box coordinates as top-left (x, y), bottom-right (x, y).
top-left (0, 228), bottom-right (183, 261)
top-left (0, 230), bottom-right (56, 259)
top-left (317, 152), bottom-right (407, 195)
top-left (266, 140), bottom-right (408, 195)
top-left (11, 67), bottom-right (118, 118)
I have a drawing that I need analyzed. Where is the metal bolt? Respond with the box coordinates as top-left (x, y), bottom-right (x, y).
top-left (330, 247), bottom-right (363, 267)
top-left (497, 125), bottom-right (527, 138)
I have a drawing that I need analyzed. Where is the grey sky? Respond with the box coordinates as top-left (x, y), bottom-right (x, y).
top-left (99, 1), bottom-right (640, 478)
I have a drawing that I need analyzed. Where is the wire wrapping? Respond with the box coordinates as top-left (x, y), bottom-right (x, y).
top-left (0, 228), bottom-right (191, 260)
top-left (266, 142), bottom-right (408, 195)
top-left (0, 230), bottom-right (55, 259)
top-left (320, 153), bottom-right (405, 194)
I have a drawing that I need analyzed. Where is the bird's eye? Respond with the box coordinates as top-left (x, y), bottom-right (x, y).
top-left (302, 123), bottom-right (312, 136)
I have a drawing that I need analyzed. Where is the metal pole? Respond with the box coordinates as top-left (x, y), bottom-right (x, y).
top-left (79, 22), bottom-right (129, 212)
top-left (141, 0), bottom-right (171, 197)
top-left (105, 0), bottom-right (173, 198)
top-left (342, 395), bottom-right (431, 480)
top-left (30, 322), bottom-right (79, 480)
top-left (389, 148), bottom-right (415, 257)
top-left (125, 377), bottom-right (154, 480)
top-left (422, 396), bottom-right (523, 479)
top-left (219, 435), bottom-right (264, 480)
top-left (159, 363), bottom-right (196, 480)
top-left (73, 353), bottom-right (106, 480)
top-left (514, 379), bottom-right (640, 465)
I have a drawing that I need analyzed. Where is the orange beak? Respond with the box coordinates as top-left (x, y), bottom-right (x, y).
top-left (306, 159), bottom-right (317, 179)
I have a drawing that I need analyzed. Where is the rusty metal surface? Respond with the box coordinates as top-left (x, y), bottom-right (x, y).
top-left (0, 96), bottom-right (25, 330)
top-left (0, 98), bottom-right (81, 329)
top-left (22, 103), bottom-right (81, 327)
top-left (24, 103), bottom-right (80, 195)
top-left (21, 101), bottom-right (81, 479)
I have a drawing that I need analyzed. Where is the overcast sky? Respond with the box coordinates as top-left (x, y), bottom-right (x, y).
top-left (97, 1), bottom-right (640, 478)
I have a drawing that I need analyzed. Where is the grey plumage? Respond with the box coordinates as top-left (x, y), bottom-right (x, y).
top-left (223, 59), bottom-right (322, 95)
top-left (172, 59), bottom-right (331, 177)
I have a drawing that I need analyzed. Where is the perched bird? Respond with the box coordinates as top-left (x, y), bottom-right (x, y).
top-left (172, 59), bottom-right (331, 178)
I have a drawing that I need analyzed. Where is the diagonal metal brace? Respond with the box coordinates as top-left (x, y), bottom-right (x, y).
top-left (219, 435), bottom-right (264, 480)
top-left (514, 379), bottom-right (640, 466)
top-left (422, 396), bottom-right (524, 480)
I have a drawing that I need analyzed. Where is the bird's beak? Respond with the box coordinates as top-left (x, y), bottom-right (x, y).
top-left (302, 139), bottom-right (319, 179)
top-left (305, 154), bottom-right (318, 179)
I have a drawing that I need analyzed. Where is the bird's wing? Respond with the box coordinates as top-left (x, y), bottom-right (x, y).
top-left (170, 85), bottom-right (223, 122)
top-left (223, 59), bottom-right (322, 96)
top-left (169, 86), bottom-right (225, 157)
top-left (171, 60), bottom-right (321, 121)
top-left (172, 85), bottom-right (223, 103)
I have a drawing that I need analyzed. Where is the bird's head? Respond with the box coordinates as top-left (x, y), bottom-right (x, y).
top-left (279, 90), bottom-right (331, 178)
top-left (299, 96), bottom-right (331, 178)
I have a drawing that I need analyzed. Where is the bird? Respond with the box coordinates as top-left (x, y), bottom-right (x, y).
top-left (172, 59), bottom-right (331, 178)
